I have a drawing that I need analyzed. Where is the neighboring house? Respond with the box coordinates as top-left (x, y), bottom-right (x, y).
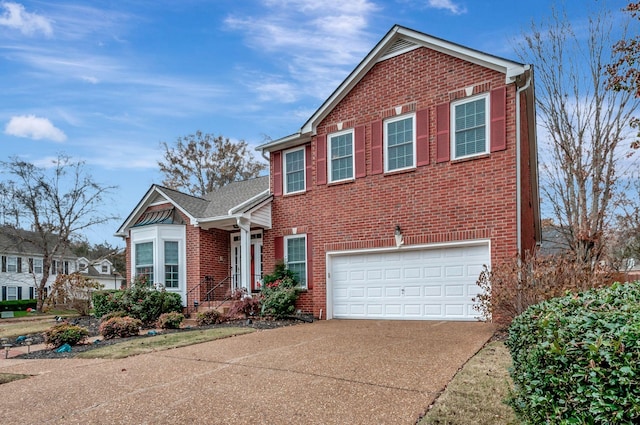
top-left (77, 257), bottom-right (125, 290)
top-left (0, 226), bottom-right (78, 301)
top-left (118, 25), bottom-right (540, 321)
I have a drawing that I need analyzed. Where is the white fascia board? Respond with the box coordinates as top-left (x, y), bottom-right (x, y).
top-left (115, 185), bottom-right (160, 236)
top-left (153, 187), bottom-right (199, 225)
top-left (228, 189), bottom-right (272, 215)
top-left (256, 132), bottom-right (312, 154)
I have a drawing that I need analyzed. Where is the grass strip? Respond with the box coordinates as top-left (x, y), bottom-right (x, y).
top-left (77, 327), bottom-right (255, 359)
top-left (418, 341), bottom-right (519, 425)
top-left (0, 373), bottom-right (31, 385)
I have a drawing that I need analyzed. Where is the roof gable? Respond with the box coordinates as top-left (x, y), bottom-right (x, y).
top-left (257, 25), bottom-right (529, 152)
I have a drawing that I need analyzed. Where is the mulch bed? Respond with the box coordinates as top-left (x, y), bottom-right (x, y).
top-left (9, 315), bottom-right (311, 360)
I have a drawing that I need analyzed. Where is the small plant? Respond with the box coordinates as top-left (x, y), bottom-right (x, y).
top-left (157, 312), bottom-right (184, 329)
top-left (99, 316), bottom-right (142, 339)
top-left (43, 323), bottom-right (89, 347)
top-left (227, 288), bottom-right (262, 318)
top-left (196, 309), bottom-right (222, 326)
top-left (260, 262), bottom-right (300, 318)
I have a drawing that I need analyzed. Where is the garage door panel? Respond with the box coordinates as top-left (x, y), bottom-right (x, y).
top-left (331, 243), bottom-right (489, 320)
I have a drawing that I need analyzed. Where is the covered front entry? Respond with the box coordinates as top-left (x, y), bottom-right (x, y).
top-left (231, 231), bottom-right (263, 292)
top-left (328, 241), bottom-right (490, 320)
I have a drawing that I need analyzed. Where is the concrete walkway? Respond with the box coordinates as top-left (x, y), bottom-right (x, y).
top-left (0, 320), bottom-right (495, 424)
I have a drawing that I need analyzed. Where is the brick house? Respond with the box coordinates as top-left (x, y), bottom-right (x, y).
top-left (118, 25), bottom-right (540, 321)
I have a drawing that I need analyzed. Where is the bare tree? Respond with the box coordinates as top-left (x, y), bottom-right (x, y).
top-left (607, 2), bottom-right (640, 148)
top-left (0, 155), bottom-right (117, 311)
top-left (519, 6), bottom-right (639, 267)
top-left (158, 131), bottom-right (266, 197)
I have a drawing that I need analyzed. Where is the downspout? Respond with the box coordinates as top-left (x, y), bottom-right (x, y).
top-left (515, 67), bottom-right (532, 257)
top-left (514, 68), bottom-right (532, 316)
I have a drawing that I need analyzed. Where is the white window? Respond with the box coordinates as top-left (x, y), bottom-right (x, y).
top-left (164, 241), bottom-right (179, 288)
top-left (328, 129), bottom-right (354, 182)
top-left (101, 265), bottom-right (108, 273)
top-left (135, 242), bottom-right (154, 285)
top-left (451, 93), bottom-right (489, 159)
top-left (7, 256), bottom-right (18, 273)
top-left (284, 147), bottom-right (305, 194)
top-left (7, 286), bottom-right (17, 301)
top-left (385, 114), bottom-right (416, 172)
top-left (30, 258), bottom-right (43, 274)
top-left (285, 235), bottom-right (307, 289)
top-left (51, 260), bottom-right (58, 275)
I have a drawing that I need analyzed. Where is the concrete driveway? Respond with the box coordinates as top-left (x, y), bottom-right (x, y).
top-left (0, 320), bottom-right (494, 424)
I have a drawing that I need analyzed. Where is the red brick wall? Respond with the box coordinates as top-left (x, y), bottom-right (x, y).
top-left (264, 46), bottom-right (528, 318)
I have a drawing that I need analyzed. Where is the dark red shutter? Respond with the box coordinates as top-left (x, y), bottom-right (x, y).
top-left (436, 102), bottom-right (450, 163)
top-left (306, 233), bottom-right (313, 289)
top-left (490, 87), bottom-right (507, 152)
top-left (305, 144), bottom-right (312, 191)
top-left (371, 120), bottom-right (383, 174)
top-left (274, 236), bottom-right (284, 262)
top-left (272, 152), bottom-right (282, 196)
top-left (316, 135), bottom-right (327, 185)
top-left (416, 108), bottom-right (430, 166)
top-left (354, 125), bottom-right (366, 178)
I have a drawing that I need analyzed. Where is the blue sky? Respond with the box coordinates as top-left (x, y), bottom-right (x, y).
top-left (0, 0), bottom-right (632, 247)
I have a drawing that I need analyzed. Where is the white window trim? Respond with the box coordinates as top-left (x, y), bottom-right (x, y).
top-left (283, 146), bottom-right (306, 194)
top-left (6, 256), bottom-right (18, 273)
top-left (384, 113), bottom-right (416, 173)
top-left (450, 92), bottom-right (490, 160)
top-left (163, 240), bottom-right (180, 289)
top-left (6, 286), bottom-right (17, 301)
top-left (134, 240), bottom-right (155, 284)
top-left (32, 258), bottom-right (43, 274)
top-left (284, 234), bottom-right (307, 290)
top-left (328, 128), bottom-right (355, 183)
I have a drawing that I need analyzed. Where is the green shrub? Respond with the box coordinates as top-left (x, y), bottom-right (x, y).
top-left (196, 309), bottom-right (222, 326)
top-left (92, 290), bottom-right (122, 318)
top-left (0, 299), bottom-right (37, 311)
top-left (157, 312), bottom-right (184, 329)
top-left (99, 316), bottom-right (142, 339)
top-left (92, 281), bottom-right (182, 325)
top-left (43, 323), bottom-right (89, 347)
top-left (506, 281), bottom-right (640, 424)
top-left (260, 263), bottom-right (300, 318)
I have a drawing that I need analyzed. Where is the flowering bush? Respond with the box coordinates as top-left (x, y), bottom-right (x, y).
top-left (227, 288), bottom-right (262, 318)
top-left (260, 263), bottom-right (299, 318)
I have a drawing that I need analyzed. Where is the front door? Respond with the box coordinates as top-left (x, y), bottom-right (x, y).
top-left (230, 231), bottom-right (263, 292)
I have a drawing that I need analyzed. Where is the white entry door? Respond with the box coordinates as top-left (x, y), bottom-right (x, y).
top-left (230, 232), bottom-right (263, 291)
top-left (330, 243), bottom-right (490, 320)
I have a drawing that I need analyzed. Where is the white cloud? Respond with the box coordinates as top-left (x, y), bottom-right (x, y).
top-left (426, 0), bottom-right (467, 15)
top-left (4, 115), bottom-right (66, 142)
top-left (225, 0), bottom-right (379, 102)
top-left (0, 2), bottom-right (53, 36)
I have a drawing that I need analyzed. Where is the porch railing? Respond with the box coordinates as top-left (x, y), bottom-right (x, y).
top-left (186, 275), bottom-right (233, 317)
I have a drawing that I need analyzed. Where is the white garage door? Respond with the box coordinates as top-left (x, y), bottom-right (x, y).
top-left (330, 243), bottom-right (489, 320)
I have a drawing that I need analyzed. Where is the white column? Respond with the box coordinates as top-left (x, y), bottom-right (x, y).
top-left (237, 216), bottom-right (251, 294)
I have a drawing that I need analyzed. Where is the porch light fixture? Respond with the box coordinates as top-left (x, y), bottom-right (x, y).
top-left (394, 225), bottom-right (404, 247)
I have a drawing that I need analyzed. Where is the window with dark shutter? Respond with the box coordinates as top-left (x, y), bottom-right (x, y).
top-left (436, 102), bottom-right (450, 163)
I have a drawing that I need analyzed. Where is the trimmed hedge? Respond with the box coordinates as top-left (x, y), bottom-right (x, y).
top-left (0, 299), bottom-right (37, 311)
top-left (506, 281), bottom-right (640, 424)
top-left (92, 286), bottom-right (182, 325)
